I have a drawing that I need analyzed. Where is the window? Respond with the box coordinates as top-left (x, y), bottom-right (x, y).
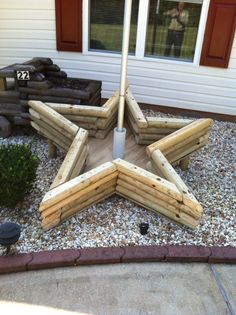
top-left (89, 0), bottom-right (139, 53)
top-left (55, 0), bottom-right (236, 68)
top-left (145, 0), bottom-right (203, 61)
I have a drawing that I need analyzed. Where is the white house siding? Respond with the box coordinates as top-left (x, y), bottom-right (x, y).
top-left (0, 0), bottom-right (235, 115)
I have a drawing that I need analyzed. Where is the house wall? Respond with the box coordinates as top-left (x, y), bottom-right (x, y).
top-left (0, 0), bottom-right (235, 115)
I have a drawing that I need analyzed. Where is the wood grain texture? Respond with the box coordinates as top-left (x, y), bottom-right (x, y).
top-left (85, 124), bottom-right (149, 172)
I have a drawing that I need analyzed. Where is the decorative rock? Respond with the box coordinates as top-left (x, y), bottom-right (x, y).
top-left (0, 117), bottom-right (235, 254)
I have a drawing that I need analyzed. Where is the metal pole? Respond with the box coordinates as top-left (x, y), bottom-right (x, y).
top-left (117, 0), bottom-right (132, 131)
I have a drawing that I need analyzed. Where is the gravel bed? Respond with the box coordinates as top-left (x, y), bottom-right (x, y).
top-left (0, 114), bottom-right (235, 255)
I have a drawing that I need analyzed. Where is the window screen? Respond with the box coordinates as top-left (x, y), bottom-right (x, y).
top-left (89, 0), bottom-right (139, 53)
top-left (145, 0), bottom-right (203, 61)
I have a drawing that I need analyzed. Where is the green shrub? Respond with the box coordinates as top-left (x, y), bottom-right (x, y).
top-left (0, 143), bottom-right (39, 208)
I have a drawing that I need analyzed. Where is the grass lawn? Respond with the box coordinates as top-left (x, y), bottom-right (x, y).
top-left (146, 26), bottom-right (198, 60)
top-left (90, 24), bottom-right (137, 53)
top-left (90, 24), bottom-right (198, 61)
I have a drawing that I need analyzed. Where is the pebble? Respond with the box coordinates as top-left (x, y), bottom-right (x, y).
top-left (0, 116), bottom-right (235, 255)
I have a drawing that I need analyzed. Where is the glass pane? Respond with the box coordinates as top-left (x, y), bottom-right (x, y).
top-left (145, 0), bottom-right (203, 61)
top-left (90, 0), bottom-right (139, 53)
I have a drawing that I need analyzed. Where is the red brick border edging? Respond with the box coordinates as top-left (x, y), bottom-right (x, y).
top-left (0, 245), bottom-right (235, 275)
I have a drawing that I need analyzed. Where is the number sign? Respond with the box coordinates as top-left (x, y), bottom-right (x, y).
top-left (16, 71), bottom-right (30, 80)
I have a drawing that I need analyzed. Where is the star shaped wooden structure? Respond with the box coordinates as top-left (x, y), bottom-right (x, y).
top-left (29, 87), bottom-right (213, 230)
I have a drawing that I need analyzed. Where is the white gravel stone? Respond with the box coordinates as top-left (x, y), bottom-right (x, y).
top-left (0, 115), bottom-right (235, 255)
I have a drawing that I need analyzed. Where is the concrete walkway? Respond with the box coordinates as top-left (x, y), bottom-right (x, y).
top-left (0, 263), bottom-right (235, 315)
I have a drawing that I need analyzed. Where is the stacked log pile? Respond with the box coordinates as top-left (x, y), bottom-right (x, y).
top-left (47, 88), bottom-right (122, 139)
top-left (0, 116), bottom-right (11, 138)
top-left (39, 162), bottom-right (118, 230)
top-left (0, 57), bottom-right (102, 130)
top-left (146, 118), bottom-right (214, 166)
top-left (0, 80), bottom-right (29, 126)
top-left (114, 159), bottom-right (201, 229)
top-left (17, 57), bottom-right (101, 105)
top-left (29, 100), bottom-right (79, 152)
top-left (51, 128), bottom-right (89, 189)
top-left (125, 87), bottom-right (193, 144)
top-left (29, 100), bottom-right (89, 190)
top-left (139, 152), bottom-right (203, 227)
top-left (38, 157), bottom-right (205, 230)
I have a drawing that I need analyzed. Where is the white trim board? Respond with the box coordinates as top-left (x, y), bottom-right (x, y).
top-left (84, 0), bottom-right (211, 67)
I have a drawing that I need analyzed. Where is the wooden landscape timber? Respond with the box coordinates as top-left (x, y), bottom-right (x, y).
top-left (27, 95), bottom-right (208, 230)
top-left (113, 159), bottom-right (182, 201)
top-left (124, 88), bottom-right (193, 145)
top-left (28, 95), bottom-right (81, 104)
top-left (27, 80), bottom-right (53, 90)
top-left (0, 65), bottom-right (212, 231)
top-left (42, 172), bottom-right (118, 220)
top-left (146, 118), bottom-right (214, 157)
top-left (47, 103), bottom-right (110, 118)
top-left (0, 104), bottom-right (23, 117)
top-left (44, 70), bottom-right (67, 78)
top-left (114, 158), bottom-right (201, 228)
top-left (40, 162), bottom-right (118, 229)
top-left (40, 162), bottom-right (117, 211)
top-left (31, 121), bottom-right (70, 152)
top-left (146, 161), bottom-right (164, 177)
top-left (13, 116), bottom-right (30, 125)
top-left (29, 109), bottom-right (75, 142)
top-left (48, 140), bottom-right (57, 159)
top-left (179, 156), bottom-right (190, 171)
top-left (38, 158), bottom-right (204, 230)
top-left (161, 130), bottom-right (210, 157)
top-left (125, 88), bottom-right (148, 128)
top-left (23, 57), bottom-right (53, 66)
top-left (50, 128), bottom-right (89, 189)
top-left (29, 100), bottom-right (79, 137)
top-left (0, 58), bottom-right (102, 132)
top-left (0, 91), bottom-right (20, 100)
top-left (44, 64), bottom-right (60, 71)
top-left (0, 115), bottom-right (11, 138)
top-left (46, 88), bottom-right (123, 139)
top-left (146, 117), bottom-right (194, 128)
top-left (70, 145), bottom-right (89, 178)
top-left (19, 86), bottom-right (89, 99)
top-left (116, 187), bottom-right (198, 229)
top-left (64, 115), bottom-right (98, 124)
top-left (29, 101), bottom-right (87, 151)
top-left (146, 118), bottom-right (214, 170)
top-left (151, 150), bottom-right (202, 213)
top-left (167, 137), bottom-right (208, 164)
top-left (34, 83), bottom-right (188, 143)
top-left (94, 118), bottom-right (117, 139)
top-left (29, 101), bottom-right (89, 223)
top-left (0, 78), bottom-right (7, 91)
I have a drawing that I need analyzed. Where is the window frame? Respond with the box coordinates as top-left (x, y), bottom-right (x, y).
top-left (82, 0), bottom-right (211, 66)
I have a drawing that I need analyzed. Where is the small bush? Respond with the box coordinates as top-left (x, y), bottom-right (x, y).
top-left (0, 143), bottom-right (39, 208)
